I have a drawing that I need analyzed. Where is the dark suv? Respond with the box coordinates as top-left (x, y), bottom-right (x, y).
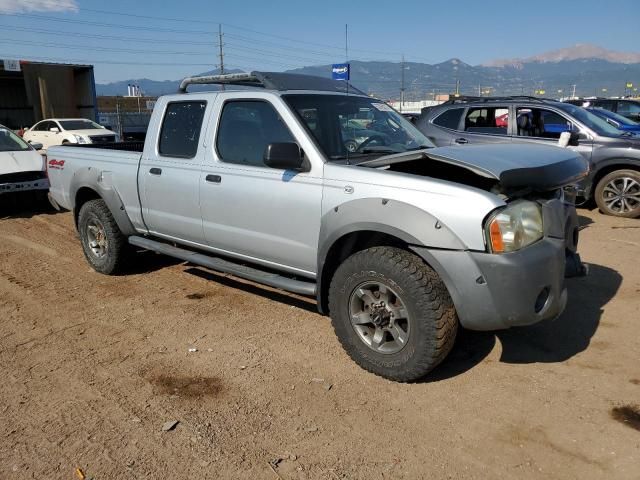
top-left (565, 98), bottom-right (640, 122)
top-left (415, 96), bottom-right (640, 218)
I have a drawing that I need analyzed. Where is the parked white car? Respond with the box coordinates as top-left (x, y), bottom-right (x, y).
top-left (23, 118), bottom-right (117, 150)
top-left (0, 125), bottom-right (49, 195)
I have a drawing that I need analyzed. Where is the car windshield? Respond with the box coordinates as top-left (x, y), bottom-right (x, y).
top-left (590, 107), bottom-right (638, 126)
top-left (283, 94), bottom-right (434, 161)
top-left (558, 103), bottom-right (625, 137)
top-left (0, 127), bottom-right (31, 152)
top-left (58, 120), bottom-right (104, 130)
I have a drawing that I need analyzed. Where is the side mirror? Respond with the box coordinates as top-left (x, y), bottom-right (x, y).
top-left (49, 127), bottom-right (60, 133)
top-left (569, 131), bottom-right (580, 146)
top-left (30, 142), bottom-right (44, 151)
top-left (263, 142), bottom-right (307, 171)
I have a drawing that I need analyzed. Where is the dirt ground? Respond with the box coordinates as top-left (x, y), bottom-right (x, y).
top-left (0, 199), bottom-right (638, 480)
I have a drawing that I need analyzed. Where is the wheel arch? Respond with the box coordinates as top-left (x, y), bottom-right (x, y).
top-left (72, 184), bottom-right (137, 236)
top-left (591, 159), bottom-right (640, 189)
top-left (316, 228), bottom-right (416, 314)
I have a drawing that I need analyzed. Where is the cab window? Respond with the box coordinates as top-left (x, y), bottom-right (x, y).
top-left (216, 100), bottom-right (295, 167)
top-left (158, 101), bottom-right (207, 158)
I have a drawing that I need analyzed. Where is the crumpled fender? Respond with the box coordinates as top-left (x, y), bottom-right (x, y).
top-left (316, 197), bottom-right (468, 311)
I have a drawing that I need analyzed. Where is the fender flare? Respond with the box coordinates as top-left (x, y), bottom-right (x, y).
top-left (70, 168), bottom-right (137, 236)
top-left (315, 198), bottom-right (467, 312)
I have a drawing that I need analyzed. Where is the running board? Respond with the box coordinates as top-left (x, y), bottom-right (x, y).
top-left (128, 236), bottom-right (317, 296)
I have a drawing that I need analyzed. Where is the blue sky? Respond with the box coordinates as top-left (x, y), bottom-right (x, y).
top-left (0, 0), bottom-right (638, 83)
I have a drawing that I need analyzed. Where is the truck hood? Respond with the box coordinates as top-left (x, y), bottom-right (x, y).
top-left (360, 143), bottom-right (589, 191)
top-left (0, 150), bottom-right (44, 175)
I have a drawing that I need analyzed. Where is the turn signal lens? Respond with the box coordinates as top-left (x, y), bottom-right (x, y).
top-left (489, 219), bottom-right (505, 253)
top-left (486, 200), bottom-right (543, 253)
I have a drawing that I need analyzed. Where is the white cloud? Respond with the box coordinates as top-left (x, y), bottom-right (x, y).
top-left (0, 0), bottom-right (79, 13)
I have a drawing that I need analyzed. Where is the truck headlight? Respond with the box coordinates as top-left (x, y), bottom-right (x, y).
top-left (485, 200), bottom-right (543, 253)
top-left (73, 134), bottom-right (88, 144)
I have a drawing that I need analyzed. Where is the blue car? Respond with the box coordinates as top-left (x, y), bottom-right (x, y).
top-left (587, 107), bottom-right (640, 133)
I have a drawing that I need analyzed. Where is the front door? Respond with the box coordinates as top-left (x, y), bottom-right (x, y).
top-left (512, 106), bottom-right (593, 162)
top-left (139, 99), bottom-right (209, 244)
top-left (200, 98), bottom-right (322, 277)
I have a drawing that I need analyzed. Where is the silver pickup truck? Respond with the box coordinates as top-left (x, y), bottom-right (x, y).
top-left (47, 72), bottom-right (588, 382)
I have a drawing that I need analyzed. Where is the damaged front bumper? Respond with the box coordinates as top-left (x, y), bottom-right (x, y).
top-left (411, 196), bottom-right (584, 331)
top-left (0, 178), bottom-right (49, 194)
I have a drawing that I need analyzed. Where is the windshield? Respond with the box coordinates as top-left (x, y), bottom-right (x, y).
top-left (283, 94), bottom-right (434, 161)
top-left (558, 103), bottom-right (625, 137)
top-left (590, 107), bottom-right (638, 127)
top-left (0, 127), bottom-right (31, 152)
top-left (58, 120), bottom-right (104, 130)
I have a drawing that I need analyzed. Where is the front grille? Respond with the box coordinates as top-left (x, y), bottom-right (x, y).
top-left (0, 171), bottom-right (46, 184)
top-left (89, 135), bottom-right (116, 144)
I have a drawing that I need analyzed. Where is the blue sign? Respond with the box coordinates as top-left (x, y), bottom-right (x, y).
top-left (332, 63), bottom-right (350, 81)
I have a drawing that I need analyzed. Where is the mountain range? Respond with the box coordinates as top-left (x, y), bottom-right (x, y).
top-left (95, 44), bottom-right (640, 100)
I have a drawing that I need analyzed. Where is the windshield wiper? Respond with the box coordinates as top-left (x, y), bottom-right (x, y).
top-left (404, 145), bottom-right (432, 151)
top-left (357, 147), bottom-right (399, 154)
top-left (620, 131), bottom-right (636, 137)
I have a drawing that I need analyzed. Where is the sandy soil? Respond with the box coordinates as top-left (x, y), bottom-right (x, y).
top-left (0, 199), bottom-right (638, 479)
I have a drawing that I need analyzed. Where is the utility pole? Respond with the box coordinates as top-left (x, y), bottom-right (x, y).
top-left (345, 24), bottom-right (348, 62)
top-left (571, 84), bottom-right (577, 99)
top-left (218, 24), bottom-right (224, 75)
top-left (478, 82), bottom-right (481, 96)
top-left (400, 54), bottom-right (405, 112)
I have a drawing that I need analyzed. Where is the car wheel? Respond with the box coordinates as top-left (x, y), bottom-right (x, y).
top-left (78, 199), bottom-right (128, 274)
top-left (328, 246), bottom-right (458, 382)
top-left (594, 169), bottom-right (640, 218)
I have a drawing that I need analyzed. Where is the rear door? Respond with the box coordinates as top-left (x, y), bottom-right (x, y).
top-left (453, 106), bottom-right (512, 145)
top-left (138, 99), bottom-right (209, 244)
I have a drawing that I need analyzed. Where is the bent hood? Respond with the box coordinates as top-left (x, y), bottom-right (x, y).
top-left (0, 150), bottom-right (45, 176)
top-left (362, 143), bottom-right (589, 191)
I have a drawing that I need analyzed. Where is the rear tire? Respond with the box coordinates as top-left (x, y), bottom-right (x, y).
top-left (78, 199), bottom-right (127, 274)
top-left (328, 246), bottom-right (458, 382)
top-left (594, 169), bottom-right (640, 218)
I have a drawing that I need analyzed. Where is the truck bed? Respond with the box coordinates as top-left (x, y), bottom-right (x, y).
top-left (46, 144), bottom-right (144, 229)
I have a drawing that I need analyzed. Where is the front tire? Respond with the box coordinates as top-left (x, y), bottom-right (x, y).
top-left (594, 169), bottom-right (640, 218)
top-left (328, 247), bottom-right (458, 382)
top-left (78, 199), bottom-right (127, 274)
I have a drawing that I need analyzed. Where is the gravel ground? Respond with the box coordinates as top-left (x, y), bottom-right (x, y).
top-left (0, 199), bottom-right (638, 479)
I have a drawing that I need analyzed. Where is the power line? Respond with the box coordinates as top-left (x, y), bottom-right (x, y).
top-left (0, 24), bottom-right (216, 45)
top-left (0, 38), bottom-right (217, 56)
top-left (0, 52), bottom-right (218, 67)
top-left (0, 12), bottom-right (212, 34)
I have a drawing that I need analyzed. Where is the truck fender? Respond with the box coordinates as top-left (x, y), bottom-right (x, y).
top-left (70, 168), bottom-right (137, 236)
top-left (316, 198), bottom-right (467, 312)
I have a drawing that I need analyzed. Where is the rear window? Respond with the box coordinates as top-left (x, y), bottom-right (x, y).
top-left (432, 108), bottom-right (463, 130)
top-left (159, 101), bottom-right (207, 158)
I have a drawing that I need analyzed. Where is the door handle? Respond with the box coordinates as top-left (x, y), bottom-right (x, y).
top-left (205, 174), bottom-right (221, 183)
top-left (149, 167), bottom-right (162, 175)
top-left (455, 138), bottom-right (468, 144)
